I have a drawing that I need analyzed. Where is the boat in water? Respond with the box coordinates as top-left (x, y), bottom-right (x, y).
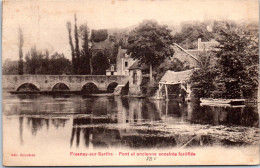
top-left (200, 98), bottom-right (245, 105)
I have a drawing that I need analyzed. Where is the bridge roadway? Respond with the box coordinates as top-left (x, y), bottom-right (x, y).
top-left (2, 75), bottom-right (129, 92)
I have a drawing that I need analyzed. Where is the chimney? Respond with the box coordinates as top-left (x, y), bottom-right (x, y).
top-left (198, 38), bottom-right (202, 50)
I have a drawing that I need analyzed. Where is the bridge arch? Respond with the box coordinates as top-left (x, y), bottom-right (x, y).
top-left (81, 82), bottom-right (99, 94)
top-left (52, 83), bottom-right (70, 91)
top-left (16, 83), bottom-right (40, 92)
top-left (107, 82), bottom-right (118, 93)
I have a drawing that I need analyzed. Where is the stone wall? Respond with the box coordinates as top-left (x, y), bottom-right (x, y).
top-left (128, 70), bottom-right (143, 96)
top-left (2, 75), bottom-right (129, 92)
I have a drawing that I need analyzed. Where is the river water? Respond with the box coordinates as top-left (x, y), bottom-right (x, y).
top-left (3, 93), bottom-right (259, 150)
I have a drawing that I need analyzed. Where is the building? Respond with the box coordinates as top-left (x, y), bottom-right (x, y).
top-left (158, 70), bottom-right (194, 100)
top-left (128, 43), bottom-right (199, 96)
top-left (128, 61), bottom-right (148, 96)
top-left (106, 46), bottom-right (135, 76)
top-left (171, 43), bottom-right (198, 68)
top-left (106, 64), bottom-right (117, 76)
top-left (116, 46), bottom-right (135, 76)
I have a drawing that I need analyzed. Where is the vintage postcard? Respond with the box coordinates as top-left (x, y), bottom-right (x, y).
top-left (2, 0), bottom-right (259, 166)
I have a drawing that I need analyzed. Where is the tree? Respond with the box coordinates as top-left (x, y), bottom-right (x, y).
top-left (92, 51), bottom-right (109, 75)
top-left (48, 52), bottom-right (72, 75)
top-left (190, 52), bottom-right (217, 98)
top-left (91, 29), bottom-right (108, 42)
top-left (25, 47), bottom-right (71, 75)
top-left (18, 28), bottom-right (24, 75)
top-left (79, 23), bottom-right (91, 74)
top-left (214, 26), bottom-right (259, 98)
top-left (74, 14), bottom-right (80, 74)
top-left (190, 22), bottom-right (259, 99)
top-left (173, 21), bottom-right (214, 49)
top-left (3, 59), bottom-right (19, 75)
top-left (127, 20), bottom-right (175, 83)
top-left (66, 21), bottom-right (76, 74)
top-left (25, 46), bottom-right (43, 74)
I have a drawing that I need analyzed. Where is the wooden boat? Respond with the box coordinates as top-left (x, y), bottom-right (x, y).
top-left (200, 98), bottom-right (245, 105)
top-left (200, 103), bottom-right (245, 108)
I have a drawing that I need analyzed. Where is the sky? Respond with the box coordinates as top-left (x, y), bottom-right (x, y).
top-left (2, 0), bottom-right (259, 61)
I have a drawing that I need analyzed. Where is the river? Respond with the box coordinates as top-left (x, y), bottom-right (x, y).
top-left (3, 92), bottom-right (259, 150)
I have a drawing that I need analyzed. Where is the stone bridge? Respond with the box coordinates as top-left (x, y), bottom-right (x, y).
top-left (2, 75), bottom-right (129, 92)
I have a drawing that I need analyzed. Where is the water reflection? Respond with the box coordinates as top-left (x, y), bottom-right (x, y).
top-left (3, 93), bottom-right (259, 149)
top-left (191, 103), bottom-right (259, 127)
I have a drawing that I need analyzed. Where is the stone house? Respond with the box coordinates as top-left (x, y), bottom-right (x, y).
top-left (171, 43), bottom-right (198, 68)
top-left (106, 46), bottom-right (135, 76)
top-left (128, 43), bottom-right (199, 96)
top-left (116, 46), bottom-right (135, 76)
top-left (106, 64), bottom-right (117, 76)
top-left (128, 61), bottom-right (148, 96)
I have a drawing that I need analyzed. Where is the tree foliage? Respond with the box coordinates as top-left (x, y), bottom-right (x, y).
top-left (91, 29), bottom-right (108, 42)
top-left (3, 59), bottom-right (19, 75)
top-left (66, 21), bottom-right (76, 74)
top-left (79, 23), bottom-right (91, 74)
top-left (74, 14), bottom-right (80, 74)
top-left (190, 23), bottom-right (259, 99)
top-left (67, 14), bottom-right (92, 75)
top-left (173, 22), bottom-right (214, 49)
top-left (127, 20), bottom-right (174, 67)
top-left (190, 52), bottom-right (217, 98)
top-left (173, 20), bottom-right (239, 50)
top-left (92, 51), bottom-right (109, 75)
top-left (25, 46), bottom-right (44, 74)
top-left (18, 28), bottom-right (24, 75)
top-left (214, 26), bottom-right (259, 98)
top-left (24, 46), bottom-right (71, 75)
top-left (48, 52), bottom-right (72, 75)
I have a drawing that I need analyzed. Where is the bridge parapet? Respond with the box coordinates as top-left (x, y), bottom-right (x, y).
top-left (2, 75), bottom-right (129, 92)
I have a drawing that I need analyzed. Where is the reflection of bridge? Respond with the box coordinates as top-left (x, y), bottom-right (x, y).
top-left (2, 75), bottom-right (129, 92)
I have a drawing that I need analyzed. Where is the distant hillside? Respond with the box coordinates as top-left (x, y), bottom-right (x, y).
top-left (91, 26), bottom-right (132, 63)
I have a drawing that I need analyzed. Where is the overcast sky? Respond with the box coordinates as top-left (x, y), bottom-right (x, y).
top-left (2, 0), bottom-right (258, 61)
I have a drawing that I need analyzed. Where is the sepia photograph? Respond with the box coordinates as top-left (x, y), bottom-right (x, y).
top-left (2, 0), bottom-right (259, 166)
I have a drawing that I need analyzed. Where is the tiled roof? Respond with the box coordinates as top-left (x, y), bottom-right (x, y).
top-left (128, 43), bottom-right (198, 70)
top-left (128, 60), bottom-right (148, 70)
top-left (173, 43), bottom-right (198, 61)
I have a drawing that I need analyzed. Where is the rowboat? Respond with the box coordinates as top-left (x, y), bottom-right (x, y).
top-left (200, 103), bottom-right (245, 108)
top-left (200, 98), bottom-right (245, 105)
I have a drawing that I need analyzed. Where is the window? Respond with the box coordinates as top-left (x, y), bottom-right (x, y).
top-left (125, 61), bottom-right (128, 67)
top-left (111, 65), bottom-right (114, 71)
top-left (133, 71), bottom-right (137, 84)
